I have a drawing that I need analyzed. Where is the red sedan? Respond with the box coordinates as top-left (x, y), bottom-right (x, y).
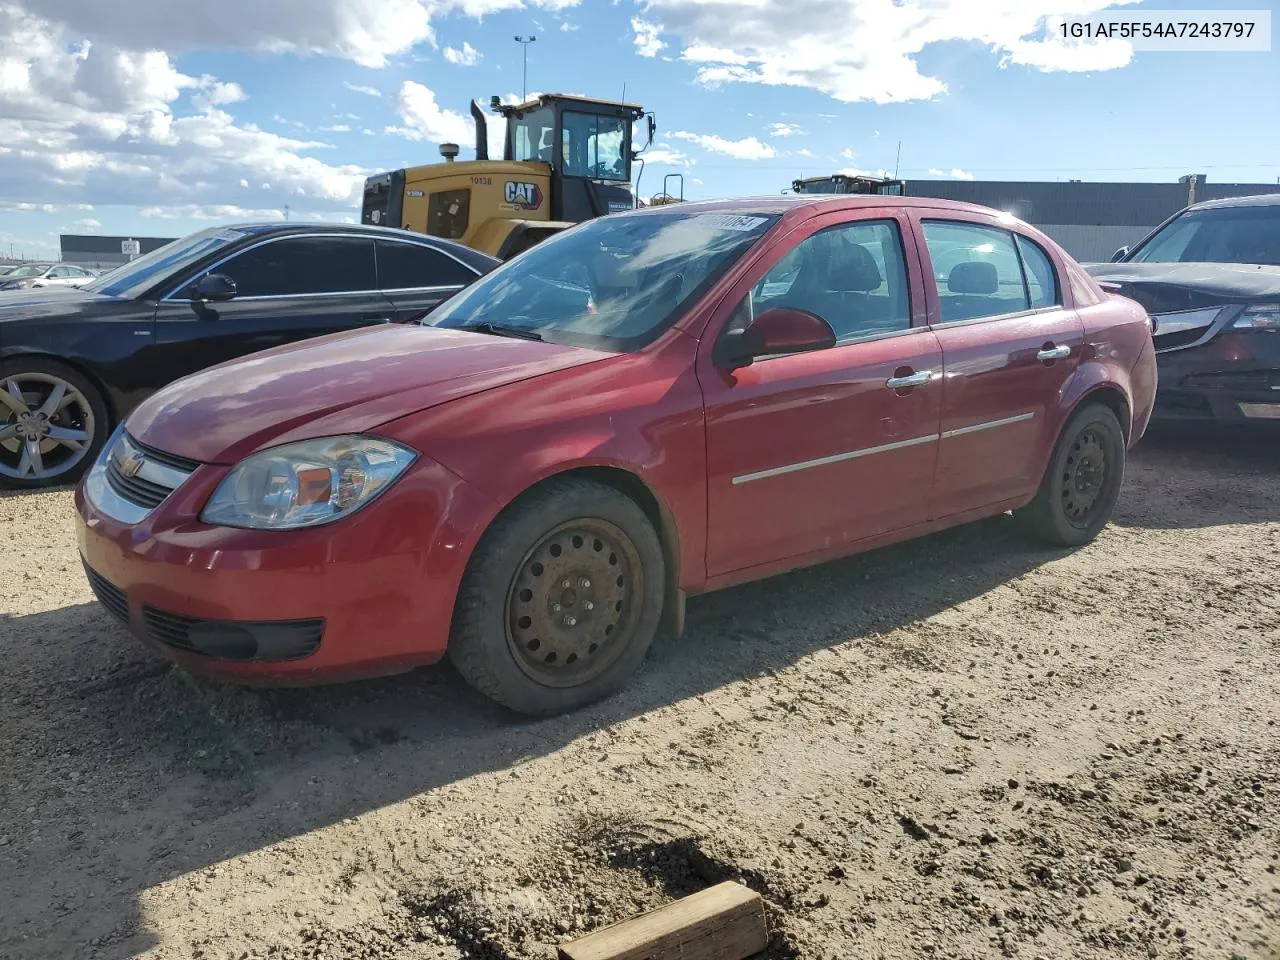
top-left (75, 197), bottom-right (1157, 715)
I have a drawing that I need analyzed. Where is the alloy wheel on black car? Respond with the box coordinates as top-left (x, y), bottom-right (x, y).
top-left (0, 360), bottom-right (109, 489)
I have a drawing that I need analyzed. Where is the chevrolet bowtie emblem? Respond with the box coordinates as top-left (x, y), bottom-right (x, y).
top-left (117, 449), bottom-right (146, 479)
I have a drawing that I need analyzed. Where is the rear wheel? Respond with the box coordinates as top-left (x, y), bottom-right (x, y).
top-left (0, 358), bottom-right (110, 489)
top-left (1016, 403), bottom-right (1126, 546)
top-left (448, 478), bottom-right (665, 715)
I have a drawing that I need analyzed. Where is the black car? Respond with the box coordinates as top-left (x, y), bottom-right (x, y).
top-left (1086, 194), bottom-right (1280, 424)
top-left (0, 223), bottom-right (498, 488)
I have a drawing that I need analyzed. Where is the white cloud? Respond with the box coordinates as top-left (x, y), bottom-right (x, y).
top-left (671, 130), bottom-right (775, 161)
top-left (12, 0), bottom-right (586, 69)
top-left (74, 217), bottom-right (101, 229)
top-left (139, 204), bottom-right (285, 220)
top-left (928, 167), bottom-right (945, 176)
top-left (949, 167), bottom-right (975, 180)
top-left (0, 5), bottom-right (366, 224)
top-left (320, 124), bottom-right (352, 133)
top-left (192, 79), bottom-right (246, 110)
top-left (769, 121), bottom-right (802, 138)
top-left (385, 80), bottom-right (473, 146)
top-left (639, 144), bottom-right (693, 168)
top-left (644, 0), bottom-right (1140, 103)
top-left (631, 17), bottom-right (666, 57)
top-left (559, 21), bottom-right (578, 31)
top-left (443, 41), bottom-right (481, 66)
top-left (841, 148), bottom-right (856, 160)
top-left (794, 147), bottom-right (816, 158)
top-left (343, 81), bottom-right (382, 97)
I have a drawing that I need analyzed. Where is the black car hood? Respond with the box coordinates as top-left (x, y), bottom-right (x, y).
top-left (0, 286), bottom-right (117, 320)
top-left (1083, 261), bottom-right (1280, 313)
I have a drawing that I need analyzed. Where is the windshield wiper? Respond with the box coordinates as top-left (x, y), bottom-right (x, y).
top-left (457, 321), bottom-right (544, 342)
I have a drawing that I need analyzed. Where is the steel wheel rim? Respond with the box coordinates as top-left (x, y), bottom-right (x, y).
top-left (505, 518), bottom-right (644, 688)
top-left (1060, 426), bottom-right (1108, 528)
top-left (0, 373), bottom-right (95, 481)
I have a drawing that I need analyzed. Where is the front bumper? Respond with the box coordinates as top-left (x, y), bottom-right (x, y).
top-left (1153, 329), bottom-right (1280, 422)
top-left (74, 451), bottom-right (494, 685)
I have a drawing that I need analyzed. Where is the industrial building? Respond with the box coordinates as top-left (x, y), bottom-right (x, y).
top-left (58, 234), bottom-right (175, 271)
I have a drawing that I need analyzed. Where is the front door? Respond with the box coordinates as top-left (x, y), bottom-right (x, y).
top-left (915, 217), bottom-right (1085, 515)
top-left (150, 234), bottom-right (396, 388)
top-left (698, 213), bottom-right (942, 578)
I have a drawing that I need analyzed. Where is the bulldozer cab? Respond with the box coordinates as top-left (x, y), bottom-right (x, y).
top-left (496, 93), bottom-right (648, 221)
top-left (360, 93), bottom-right (653, 260)
top-left (791, 174), bottom-right (905, 196)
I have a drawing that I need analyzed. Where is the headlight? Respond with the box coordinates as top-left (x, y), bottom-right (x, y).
top-left (201, 436), bottom-right (417, 530)
top-left (1232, 303), bottom-right (1280, 330)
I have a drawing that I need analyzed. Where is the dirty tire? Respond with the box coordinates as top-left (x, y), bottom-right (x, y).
top-left (0, 357), bottom-right (111, 490)
top-left (1016, 402), bottom-right (1125, 547)
top-left (449, 478), bottom-right (666, 716)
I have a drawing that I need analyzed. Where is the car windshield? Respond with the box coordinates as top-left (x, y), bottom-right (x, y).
top-left (6, 264), bottom-right (52, 278)
top-left (83, 227), bottom-right (255, 298)
top-left (1129, 205), bottom-right (1280, 266)
top-left (427, 211), bottom-right (778, 350)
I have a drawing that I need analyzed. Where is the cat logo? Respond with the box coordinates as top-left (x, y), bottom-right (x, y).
top-left (504, 181), bottom-right (543, 210)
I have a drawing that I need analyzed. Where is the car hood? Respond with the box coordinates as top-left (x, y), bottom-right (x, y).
top-left (0, 285), bottom-right (114, 316)
top-left (1083, 261), bottom-right (1280, 313)
top-left (126, 324), bottom-right (614, 465)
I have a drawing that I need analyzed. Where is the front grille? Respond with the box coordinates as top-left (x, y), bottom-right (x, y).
top-left (141, 606), bottom-right (201, 653)
top-left (106, 457), bottom-right (173, 508)
top-left (142, 605), bottom-right (324, 662)
top-left (82, 561), bottom-right (130, 625)
top-left (100, 432), bottom-right (199, 511)
top-left (129, 436), bottom-right (200, 473)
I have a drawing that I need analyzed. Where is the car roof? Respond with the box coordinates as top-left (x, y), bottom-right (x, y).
top-left (206, 221), bottom-right (500, 267)
top-left (1187, 193), bottom-right (1280, 211)
top-left (618, 194), bottom-right (1016, 220)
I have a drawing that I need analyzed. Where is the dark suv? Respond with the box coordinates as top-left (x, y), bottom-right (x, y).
top-left (0, 223), bottom-right (498, 488)
top-left (1087, 194), bottom-right (1280, 424)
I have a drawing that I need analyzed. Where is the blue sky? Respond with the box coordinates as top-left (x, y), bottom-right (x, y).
top-left (1, 0), bottom-right (1277, 259)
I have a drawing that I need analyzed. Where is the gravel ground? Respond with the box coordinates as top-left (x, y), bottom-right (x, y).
top-left (1, 424), bottom-right (1277, 960)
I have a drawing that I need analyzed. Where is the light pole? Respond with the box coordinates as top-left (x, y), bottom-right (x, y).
top-left (514, 35), bottom-right (536, 101)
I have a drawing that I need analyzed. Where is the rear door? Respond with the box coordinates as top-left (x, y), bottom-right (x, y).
top-left (151, 234), bottom-right (395, 386)
top-left (374, 238), bottom-right (481, 322)
top-left (913, 216), bottom-right (1084, 516)
top-left (698, 211), bottom-right (942, 578)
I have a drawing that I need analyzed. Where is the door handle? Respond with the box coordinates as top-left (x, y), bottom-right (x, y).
top-left (1037, 344), bottom-right (1072, 362)
top-left (363, 315), bottom-right (394, 324)
top-left (885, 370), bottom-right (933, 390)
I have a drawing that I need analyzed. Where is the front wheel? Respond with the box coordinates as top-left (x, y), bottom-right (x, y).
top-left (1016, 402), bottom-right (1126, 547)
top-left (0, 358), bottom-right (110, 489)
top-left (448, 478), bottom-right (666, 715)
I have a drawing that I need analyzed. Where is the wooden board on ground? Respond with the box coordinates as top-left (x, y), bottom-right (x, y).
top-left (556, 880), bottom-right (768, 960)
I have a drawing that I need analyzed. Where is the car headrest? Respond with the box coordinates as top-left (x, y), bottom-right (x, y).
top-left (948, 260), bottom-right (998, 295)
top-left (828, 243), bottom-right (883, 293)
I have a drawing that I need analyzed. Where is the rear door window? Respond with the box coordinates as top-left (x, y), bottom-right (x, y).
top-left (376, 240), bottom-right (476, 290)
top-left (217, 236), bottom-right (376, 297)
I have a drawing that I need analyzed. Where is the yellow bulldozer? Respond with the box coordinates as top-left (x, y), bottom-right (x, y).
top-left (361, 94), bottom-right (656, 259)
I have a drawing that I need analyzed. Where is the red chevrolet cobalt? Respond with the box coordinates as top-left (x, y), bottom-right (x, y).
top-left (75, 197), bottom-right (1156, 714)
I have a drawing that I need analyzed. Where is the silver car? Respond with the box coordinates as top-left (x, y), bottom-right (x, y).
top-left (0, 263), bottom-right (97, 291)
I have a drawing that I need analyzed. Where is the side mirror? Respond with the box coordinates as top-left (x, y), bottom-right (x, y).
top-left (192, 273), bottom-right (237, 302)
top-left (1110, 246), bottom-right (1129, 263)
top-left (715, 307), bottom-right (836, 370)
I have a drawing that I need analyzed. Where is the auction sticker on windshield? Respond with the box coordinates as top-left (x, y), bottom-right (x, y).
top-left (692, 214), bottom-right (771, 232)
